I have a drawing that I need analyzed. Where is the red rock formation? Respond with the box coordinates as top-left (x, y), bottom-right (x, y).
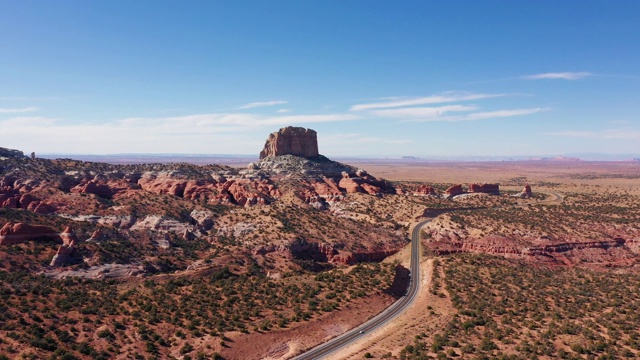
top-left (468, 183), bottom-right (500, 195)
top-left (19, 194), bottom-right (36, 209)
top-left (444, 184), bottom-right (464, 198)
top-left (60, 226), bottom-right (78, 245)
top-left (88, 230), bottom-right (105, 241)
top-left (310, 178), bottom-right (343, 202)
top-left (512, 184), bottom-right (533, 199)
top-left (71, 180), bottom-right (114, 198)
top-left (1, 196), bottom-right (18, 208)
top-left (138, 177), bottom-right (188, 197)
top-left (259, 127), bottom-right (319, 159)
top-left (338, 172), bottom-right (365, 194)
top-left (26, 201), bottom-right (56, 214)
top-left (139, 175), bottom-right (280, 206)
top-left (414, 185), bottom-right (437, 196)
top-left (0, 222), bottom-right (60, 245)
top-left (50, 245), bottom-right (77, 267)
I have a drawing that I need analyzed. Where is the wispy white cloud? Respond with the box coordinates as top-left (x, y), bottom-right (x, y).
top-left (0, 110), bottom-right (363, 154)
top-left (545, 129), bottom-right (640, 140)
top-left (462, 108), bottom-right (547, 121)
top-left (119, 112), bottom-right (360, 129)
top-left (0, 106), bottom-right (39, 113)
top-left (369, 104), bottom-right (546, 122)
top-left (522, 72), bottom-right (591, 80)
top-left (276, 109), bottom-right (291, 113)
top-left (371, 105), bottom-right (477, 118)
top-left (262, 114), bottom-right (360, 125)
top-left (350, 92), bottom-right (504, 111)
top-left (238, 100), bottom-right (288, 109)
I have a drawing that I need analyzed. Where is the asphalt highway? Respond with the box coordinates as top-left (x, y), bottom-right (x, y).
top-left (291, 218), bottom-right (432, 360)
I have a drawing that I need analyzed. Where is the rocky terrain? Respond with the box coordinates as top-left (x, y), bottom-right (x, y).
top-left (1, 129), bottom-right (640, 359)
top-left (0, 127), bottom-right (424, 359)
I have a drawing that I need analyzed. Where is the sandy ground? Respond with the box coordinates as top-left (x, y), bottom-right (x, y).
top-left (221, 272), bottom-right (401, 360)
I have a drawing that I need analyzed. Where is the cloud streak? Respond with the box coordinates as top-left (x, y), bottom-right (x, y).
top-left (0, 106), bottom-right (39, 113)
top-left (463, 108), bottom-right (547, 121)
top-left (238, 100), bottom-right (288, 109)
top-left (522, 72), bottom-right (591, 80)
top-left (371, 105), bottom-right (477, 118)
top-left (350, 93), bottom-right (504, 111)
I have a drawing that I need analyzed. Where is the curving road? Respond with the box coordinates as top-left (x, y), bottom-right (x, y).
top-left (291, 219), bottom-right (432, 360)
top-left (292, 190), bottom-right (563, 359)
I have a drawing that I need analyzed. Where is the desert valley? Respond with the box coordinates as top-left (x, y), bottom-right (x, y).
top-left (1, 127), bottom-right (639, 360)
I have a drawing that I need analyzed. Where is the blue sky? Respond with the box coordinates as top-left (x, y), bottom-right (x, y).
top-left (1, 1), bottom-right (639, 158)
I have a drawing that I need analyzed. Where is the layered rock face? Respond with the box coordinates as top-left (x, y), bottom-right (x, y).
top-left (444, 184), bottom-right (464, 198)
top-left (414, 185), bottom-right (437, 196)
top-left (259, 127), bottom-right (319, 159)
top-left (0, 222), bottom-right (60, 245)
top-left (468, 183), bottom-right (500, 195)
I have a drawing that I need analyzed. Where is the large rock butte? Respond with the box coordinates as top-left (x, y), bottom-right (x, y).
top-left (259, 126), bottom-right (319, 159)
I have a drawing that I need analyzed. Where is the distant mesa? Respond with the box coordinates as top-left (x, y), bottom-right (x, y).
top-left (0, 147), bottom-right (27, 159)
top-left (634, 158), bottom-right (640, 162)
top-left (259, 126), bottom-right (319, 159)
top-left (540, 156), bottom-right (581, 162)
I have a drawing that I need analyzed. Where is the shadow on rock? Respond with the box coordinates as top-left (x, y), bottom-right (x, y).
top-left (384, 264), bottom-right (410, 298)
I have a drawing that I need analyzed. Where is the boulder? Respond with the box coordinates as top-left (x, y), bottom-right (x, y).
top-left (259, 126), bottom-right (319, 159)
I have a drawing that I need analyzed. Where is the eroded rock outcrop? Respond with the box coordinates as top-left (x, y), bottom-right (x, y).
top-left (259, 126), bottom-right (319, 159)
top-left (0, 222), bottom-right (61, 245)
top-left (88, 230), bottom-right (105, 241)
top-left (0, 147), bottom-right (26, 158)
top-left (137, 172), bottom-right (280, 207)
top-left (512, 184), bottom-right (533, 198)
top-left (60, 226), bottom-right (78, 245)
top-left (70, 180), bottom-right (115, 198)
top-left (50, 244), bottom-right (80, 267)
top-left (414, 185), bottom-right (437, 196)
top-left (468, 183), bottom-right (500, 195)
top-left (444, 184), bottom-right (464, 198)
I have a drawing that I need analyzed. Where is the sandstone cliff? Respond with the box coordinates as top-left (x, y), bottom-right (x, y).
top-left (259, 126), bottom-right (319, 159)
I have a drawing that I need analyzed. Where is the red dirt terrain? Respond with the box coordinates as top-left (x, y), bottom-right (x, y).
top-left (1, 132), bottom-right (640, 359)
